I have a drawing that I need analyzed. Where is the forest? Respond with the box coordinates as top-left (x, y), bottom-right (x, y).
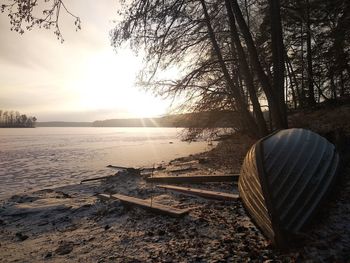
top-left (0, 110), bottom-right (37, 128)
top-left (1, 0), bottom-right (349, 137)
top-left (112, 0), bottom-right (350, 138)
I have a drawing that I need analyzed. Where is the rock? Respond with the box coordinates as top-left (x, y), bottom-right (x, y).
top-left (236, 225), bottom-right (248, 233)
top-left (146, 231), bottom-right (154, 237)
top-left (55, 241), bottom-right (74, 255)
top-left (15, 232), bottom-right (28, 241)
top-left (54, 191), bottom-right (71, 198)
top-left (223, 237), bottom-right (233, 243)
top-left (123, 256), bottom-right (143, 263)
top-left (158, 229), bottom-right (166, 236)
top-left (152, 237), bottom-right (160, 242)
top-left (87, 236), bottom-right (95, 242)
top-left (198, 158), bottom-right (209, 164)
top-left (44, 252), bottom-right (52, 259)
top-left (37, 220), bottom-right (49, 226)
top-left (108, 255), bottom-right (118, 260)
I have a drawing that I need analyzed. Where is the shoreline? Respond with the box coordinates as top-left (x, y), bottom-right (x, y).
top-left (0, 140), bottom-right (266, 263)
top-left (0, 127), bottom-right (213, 201)
top-left (0, 135), bottom-right (349, 262)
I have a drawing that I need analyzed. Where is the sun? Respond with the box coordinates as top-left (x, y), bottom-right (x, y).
top-left (127, 89), bottom-right (171, 118)
top-left (69, 48), bottom-right (170, 118)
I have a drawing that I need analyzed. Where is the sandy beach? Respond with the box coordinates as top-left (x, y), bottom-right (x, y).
top-left (1, 132), bottom-right (349, 262)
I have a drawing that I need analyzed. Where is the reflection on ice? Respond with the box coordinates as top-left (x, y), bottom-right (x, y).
top-left (0, 127), bottom-right (212, 199)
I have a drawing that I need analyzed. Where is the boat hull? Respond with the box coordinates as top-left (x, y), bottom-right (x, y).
top-left (238, 128), bottom-right (339, 246)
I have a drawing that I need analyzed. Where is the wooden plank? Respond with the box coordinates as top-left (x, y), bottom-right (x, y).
top-left (157, 185), bottom-right (239, 201)
top-left (106, 165), bottom-right (141, 175)
top-left (169, 167), bottom-right (198, 173)
top-left (107, 165), bottom-right (165, 172)
top-left (81, 175), bottom-right (114, 183)
top-left (146, 174), bottom-right (239, 184)
top-left (97, 193), bottom-right (112, 201)
top-left (107, 165), bottom-right (139, 172)
top-left (107, 165), bottom-right (132, 169)
top-left (80, 175), bottom-right (113, 183)
top-left (97, 193), bottom-right (189, 217)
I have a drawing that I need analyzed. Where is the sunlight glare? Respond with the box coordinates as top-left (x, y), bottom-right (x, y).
top-left (67, 48), bottom-right (170, 118)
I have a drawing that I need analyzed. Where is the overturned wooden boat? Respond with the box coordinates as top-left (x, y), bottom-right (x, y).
top-left (238, 128), bottom-right (339, 247)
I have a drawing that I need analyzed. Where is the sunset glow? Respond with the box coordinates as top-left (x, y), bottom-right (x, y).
top-left (0, 0), bottom-right (172, 121)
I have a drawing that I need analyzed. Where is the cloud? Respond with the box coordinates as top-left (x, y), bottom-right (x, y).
top-left (0, 0), bottom-right (171, 121)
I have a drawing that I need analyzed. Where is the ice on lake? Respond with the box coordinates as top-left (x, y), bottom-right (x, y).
top-left (0, 127), bottom-right (212, 199)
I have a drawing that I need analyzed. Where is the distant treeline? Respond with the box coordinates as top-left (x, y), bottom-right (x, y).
top-left (0, 110), bottom-right (37, 128)
top-left (92, 111), bottom-right (241, 128)
top-left (36, 122), bottom-right (92, 127)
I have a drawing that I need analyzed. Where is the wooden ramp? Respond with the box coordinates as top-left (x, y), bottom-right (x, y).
top-left (146, 174), bottom-right (238, 184)
top-left (157, 185), bottom-right (239, 201)
top-left (97, 193), bottom-right (189, 217)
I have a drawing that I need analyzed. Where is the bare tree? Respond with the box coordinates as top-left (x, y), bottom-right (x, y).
top-left (1, 0), bottom-right (80, 42)
top-left (2, 0), bottom-right (349, 136)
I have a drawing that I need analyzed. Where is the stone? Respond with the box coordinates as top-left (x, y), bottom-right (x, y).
top-left (15, 232), bottom-right (28, 241)
top-left (158, 229), bottom-right (166, 236)
top-left (146, 231), bottom-right (154, 237)
top-left (55, 241), bottom-right (74, 255)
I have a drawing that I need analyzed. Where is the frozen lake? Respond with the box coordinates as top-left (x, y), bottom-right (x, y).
top-left (0, 127), bottom-right (212, 199)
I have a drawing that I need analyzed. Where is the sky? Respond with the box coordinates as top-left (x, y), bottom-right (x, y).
top-left (0, 0), bottom-right (173, 122)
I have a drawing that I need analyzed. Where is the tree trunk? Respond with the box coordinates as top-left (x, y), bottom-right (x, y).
top-left (229, 42), bottom-right (247, 104)
top-left (231, 0), bottom-right (288, 129)
top-left (244, 0), bottom-right (250, 28)
top-left (285, 54), bottom-right (299, 109)
top-left (268, 0), bottom-right (288, 124)
top-left (330, 70), bottom-right (337, 100)
top-left (300, 22), bottom-right (306, 107)
top-left (200, 0), bottom-right (260, 137)
top-left (306, 0), bottom-right (315, 106)
top-left (225, 0), bottom-right (268, 136)
top-left (340, 71), bottom-right (345, 97)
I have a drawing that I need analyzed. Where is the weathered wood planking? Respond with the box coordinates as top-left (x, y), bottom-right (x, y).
top-left (157, 185), bottom-right (239, 201)
top-left (146, 174), bottom-right (239, 184)
top-left (97, 193), bottom-right (189, 217)
top-left (239, 128), bottom-right (340, 247)
top-left (97, 193), bottom-right (113, 202)
top-left (168, 167), bottom-right (198, 173)
top-left (81, 175), bottom-right (114, 183)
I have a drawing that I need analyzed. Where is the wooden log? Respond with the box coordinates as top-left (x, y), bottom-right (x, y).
top-left (81, 175), bottom-right (114, 183)
top-left (97, 193), bottom-right (189, 217)
top-left (106, 165), bottom-right (140, 174)
top-left (107, 164), bottom-right (165, 172)
top-left (169, 167), bottom-right (198, 173)
top-left (97, 194), bottom-right (113, 202)
top-left (146, 174), bottom-right (239, 184)
top-left (107, 165), bottom-right (132, 170)
top-left (157, 185), bottom-right (239, 201)
top-left (170, 160), bottom-right (199, 166)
